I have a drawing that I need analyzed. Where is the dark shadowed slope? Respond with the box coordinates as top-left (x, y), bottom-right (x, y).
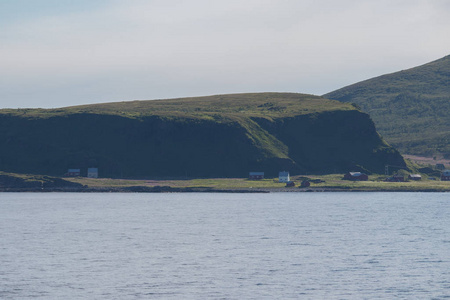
top-left (324, 55), bottom-right (450, 157)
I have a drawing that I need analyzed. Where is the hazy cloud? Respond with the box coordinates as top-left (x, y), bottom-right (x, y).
top-left (1, 0), bottom-right (449, 108)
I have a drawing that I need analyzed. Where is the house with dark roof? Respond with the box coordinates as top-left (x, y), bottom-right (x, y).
top-left (343, 172), bottom-right (368, 181)
top-left (249, 172), bottom-right (264, 180)
top-left (441, 170), bottom-right (450, 181)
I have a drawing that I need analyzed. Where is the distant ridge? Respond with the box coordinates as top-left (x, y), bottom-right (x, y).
top-left (324, 55), bottom-right (450, 157)
top-left (0, 93), bottom-right (405, 177)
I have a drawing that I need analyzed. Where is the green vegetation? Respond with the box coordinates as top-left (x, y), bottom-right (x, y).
top-left (0, 92), bottom-right (405, 178)
top-left (324, 55), bottom-right (450, 158)
top-left (65, 174), bottom-right (450, 192)
top-left (2, 93), bottom-right (354, 120)
top-left (0, 171), bottom-right (84, 189)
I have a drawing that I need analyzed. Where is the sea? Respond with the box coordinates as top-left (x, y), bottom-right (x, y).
top-left (1, 192), bottom-right (449, 299)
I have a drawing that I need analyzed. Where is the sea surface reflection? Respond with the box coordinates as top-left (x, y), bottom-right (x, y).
top-left (1, 192), bottom-right (449, 299)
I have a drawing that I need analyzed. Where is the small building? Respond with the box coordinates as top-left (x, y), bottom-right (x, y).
top-left (408, 174), bottom-right (422, 181)
top-left (66, 169), bottom-right (81, 177)
top-left (285, 181), bottom-right (295, 187)
top-left (441, 170), bottom-right (450, 181)
top-left (343, 172), bottom-right (368, 181)
top-left (87, 168), bottom-right (99, 178)
top-left (278, 171), bottom-right (290, 183)
top-left (300, 180), bottom-right (311, 187)
top-left (249, 172), bottom-right (264, 180)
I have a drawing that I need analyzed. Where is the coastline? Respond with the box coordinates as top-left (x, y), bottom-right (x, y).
top-left (2, 172), bottom-right (450, 193)
top-left (1, 186), bottom-right (449, 193)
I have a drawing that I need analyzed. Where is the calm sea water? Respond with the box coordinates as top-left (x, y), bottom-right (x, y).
top-left (1, 192), bottom-right (449, 299)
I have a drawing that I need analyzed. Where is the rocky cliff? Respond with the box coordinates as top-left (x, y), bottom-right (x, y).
top-left (0, 93), bottom-right (406, 177)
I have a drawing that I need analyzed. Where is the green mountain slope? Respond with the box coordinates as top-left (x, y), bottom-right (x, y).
top-left (0, 93), bottom-right (405, 177)
top-left (324, 55), bottom-right (450, 157)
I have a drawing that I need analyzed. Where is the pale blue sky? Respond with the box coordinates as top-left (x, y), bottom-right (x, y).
top-left (0, 0), bottom-right (109, 25)
top-left (1, 0), bottom-right (449, 108)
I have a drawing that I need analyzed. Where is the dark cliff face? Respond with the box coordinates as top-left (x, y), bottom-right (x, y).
top-left (0, 108), bottom-right (405, 178)
top-left (0, 114), bottom-right (262, 178)
top-left (255, 110), bottom-right (406, 174)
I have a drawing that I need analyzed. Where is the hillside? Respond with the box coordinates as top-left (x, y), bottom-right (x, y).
top-left (0, 93), bottom-right (405, 178)
top-left (324, 55), bottom-right (450, 157)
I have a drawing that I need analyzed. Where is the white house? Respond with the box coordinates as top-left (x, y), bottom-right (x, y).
top-left (279, 171), bottom-right (290, 183)
top-left (87, 168), bottom-right (99, 178)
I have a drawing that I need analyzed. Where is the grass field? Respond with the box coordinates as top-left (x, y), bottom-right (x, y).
top-left (67, 174), bottom-right (450, 192)
top-left (0, 92), bottom-right (355, 121)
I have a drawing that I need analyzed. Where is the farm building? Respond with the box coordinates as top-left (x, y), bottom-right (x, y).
top-left (249, 172), bottom-right (264, 180)
top-left (87, 168), bottom-right (99, 178)
top-left (285, 181), bottom-right (295, 187)
top-left (441, 170), bottom-right (450, 181)
top-left (66, 169), bottom-right (81, 177)
top-left (278, 171), bottom-right (290, 183)
top-left (301, 180), bottom-right (311, 187)
top-left (408, 174), bottom-right (422, 181)
top-left (343, 172), bottom-right (368, 181)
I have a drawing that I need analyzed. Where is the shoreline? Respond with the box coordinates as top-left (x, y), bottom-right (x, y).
top-left (1, 186), bottom-right (449, 193)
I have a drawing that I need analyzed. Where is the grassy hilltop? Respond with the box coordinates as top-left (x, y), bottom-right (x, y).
top-left (324, 55), bottom-right (450, 157)
top-left (0, 92), bottom-right (405, 178)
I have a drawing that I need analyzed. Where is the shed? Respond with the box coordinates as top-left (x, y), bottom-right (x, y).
top-left (408, 174), bottom-right (422, 181)
top-left (66, 169), bottom-right (81, 177)
top-left (300, 180), bottom-right (311, 187)
top-left (249, 172), bottom-right (264, 180)
top-left (441, 170), bottom-right (450, 181)
top-left (278, 171), bottom-right (290, 183)
top-left (343, 172), bottom-right (368, 181)
top-left (87, 168), bottom-right (99, 178)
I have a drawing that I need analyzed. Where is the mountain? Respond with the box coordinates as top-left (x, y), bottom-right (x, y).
top-left (324, 55), bottom-right (450, 157)
top-left (0, 93), bottom-right (405, 178)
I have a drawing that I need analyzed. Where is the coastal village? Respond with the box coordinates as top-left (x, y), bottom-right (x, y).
top-left (58, 163), bottom-right (450, 191)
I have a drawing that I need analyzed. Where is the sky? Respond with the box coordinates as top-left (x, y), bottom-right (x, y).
top-left (1, 0), bottom-right (449, 108)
